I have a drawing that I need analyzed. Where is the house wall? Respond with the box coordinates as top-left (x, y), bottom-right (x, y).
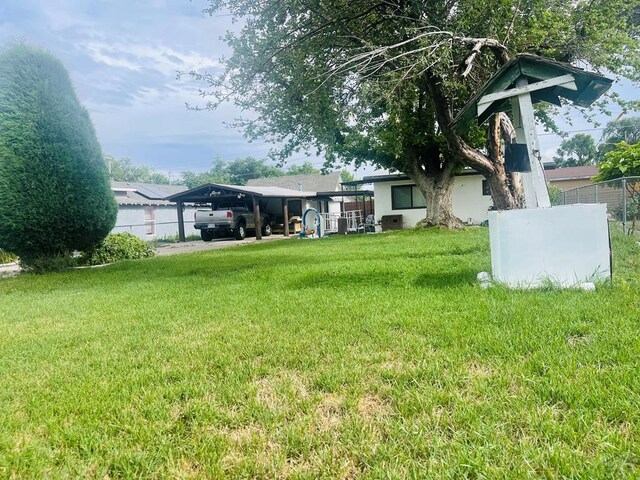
top-left (113, 205), bottom-right (199, 240)
top-left (373, 174), bottom-right (493, 228)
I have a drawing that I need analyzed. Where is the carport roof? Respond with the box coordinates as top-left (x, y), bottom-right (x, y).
top-left (165, 183), bottom-right (317, 202)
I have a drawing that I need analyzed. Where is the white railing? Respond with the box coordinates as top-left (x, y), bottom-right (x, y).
top-left (319, 210), bottom-right (363, 233)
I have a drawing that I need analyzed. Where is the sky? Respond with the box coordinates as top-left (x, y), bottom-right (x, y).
top-left (1, 0), bottom-right (638, 179)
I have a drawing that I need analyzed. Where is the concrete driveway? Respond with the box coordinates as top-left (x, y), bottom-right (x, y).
top-left (0, 235), bottom-right (291, 277)
top-left (155, 234), bottom-right (290, 256)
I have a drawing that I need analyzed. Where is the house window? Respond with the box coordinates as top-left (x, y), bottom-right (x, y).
top-left (391, 185), bottom-right (427, 210)
top-left (144, 206), bottom-right (156, 235)
top-left (482, 180), bottom-right (491, 196)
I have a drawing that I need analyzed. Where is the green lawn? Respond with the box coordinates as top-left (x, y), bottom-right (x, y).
top-left (1, 228), bottom-right (639, 479)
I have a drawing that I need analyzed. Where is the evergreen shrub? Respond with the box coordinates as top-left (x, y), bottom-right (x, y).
top-left (0, 44), bottom-right (117, 263)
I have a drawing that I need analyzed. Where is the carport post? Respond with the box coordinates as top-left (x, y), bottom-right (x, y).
top-left (253, 196), bottom-right (263, 240)
top-left (282, 198), bottom-right (290, 237)
top-left (176, 201), bottom-right (186, 242)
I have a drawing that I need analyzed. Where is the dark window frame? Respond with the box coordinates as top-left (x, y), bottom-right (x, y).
top-left (391, 185), bottom-right (427, 210)
top-left (482, 180), bottom-right (491, 196)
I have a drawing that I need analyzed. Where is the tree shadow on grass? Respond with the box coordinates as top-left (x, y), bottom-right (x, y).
top-left (287, 268), bottom-right (480, 290)
top-left (413, 269), bottom-right (479, 289)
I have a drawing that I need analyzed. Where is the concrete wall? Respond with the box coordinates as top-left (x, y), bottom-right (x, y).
top-left (113, 205), bottom-right (199, 240)
top-left (373, 174), bottom-right (493, 228)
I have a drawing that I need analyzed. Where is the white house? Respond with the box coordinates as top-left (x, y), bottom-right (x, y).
top-left (111, 182), bottom-right (198, 240)
top-left (360, 171), bottom-right (493, 228)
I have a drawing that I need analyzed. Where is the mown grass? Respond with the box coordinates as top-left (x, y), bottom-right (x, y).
top-left (0, 228), bottom-right (639, 479)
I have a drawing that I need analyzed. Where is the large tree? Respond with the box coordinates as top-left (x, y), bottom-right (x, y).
top-left (597, 116), bottom-right (640, 161)
top-left (192, 0), bottom-right (639, 228)
top-left (553, 134), bottom-right (598, 167)
top-left (0, 44), bottom-right (117, 262)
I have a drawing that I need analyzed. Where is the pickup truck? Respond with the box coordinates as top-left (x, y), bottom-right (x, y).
top-left (194, 202), bottom-right (272, 241)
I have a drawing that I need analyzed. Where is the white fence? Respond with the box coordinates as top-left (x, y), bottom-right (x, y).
top-left (320, 210), bottom-right (363, 233)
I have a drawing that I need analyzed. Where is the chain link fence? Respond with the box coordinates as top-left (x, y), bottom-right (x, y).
top-left (561, 176), bottom-right (640, 237)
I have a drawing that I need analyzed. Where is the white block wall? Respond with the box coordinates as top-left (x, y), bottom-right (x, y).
top-left (112, 205), bottom-right (200, 240)
top-left (489, 204), bottom-right (611, 287)
top-left (373, 174), bottom-right (494, 228)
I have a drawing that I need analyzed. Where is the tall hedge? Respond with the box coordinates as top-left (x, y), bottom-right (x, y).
top-left (0, 44), bottom-right (117, 260)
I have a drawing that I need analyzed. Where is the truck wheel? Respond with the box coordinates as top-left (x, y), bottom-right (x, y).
top-left (262, 222), bottom-right (272, 237)
top-left (200, 230), bottom-right (214, 242)
top-left (234, 222), bottom-right (246, 240)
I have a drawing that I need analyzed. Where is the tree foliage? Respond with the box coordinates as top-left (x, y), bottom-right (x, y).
top-left (553, 134), bottom-right (598, 167)
top-left (286, 161), bottom-right (321, 176)
top-left (192, 0), bottom-right (640, 227)
top-left (595, 142), bottom-right (640, 181)
top-left (597, 116), bottom-right (640, 161)
top-left (106, 155), bottom-right (171, 184)
top-left (0, 44), bottom-right (117, 261)
top-left (595, 141), bottom-right (640, 234)
top-left (181, 157), bottom-right (327, 188)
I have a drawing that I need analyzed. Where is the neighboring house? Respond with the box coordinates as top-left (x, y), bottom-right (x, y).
top-left (111, 182), bottom-right (198, 240)
top-left (544, 165), bottom-right (599, 191)
top-left (363, 170), bottom-right (493, 228)
top-left (247, 172), bottom-right (344, 216)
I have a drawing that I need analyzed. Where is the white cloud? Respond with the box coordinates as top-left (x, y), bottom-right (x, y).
top-left (83, 41), bottom-right (221, 76)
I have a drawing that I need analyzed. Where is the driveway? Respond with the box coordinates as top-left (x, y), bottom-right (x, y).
top-left (0, 235), bottom-right (291, 277)
top-left (155, 234), bottom-right (290, 256)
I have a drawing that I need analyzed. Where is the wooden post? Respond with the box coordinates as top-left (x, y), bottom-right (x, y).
top-left (176, 201), bottom-right (186, 242)
top-left (253, 196), bottom-right (262, 240)
top-left (514, 78), bottom-right (551, 208)
top-left (282, 198), bottom-right (289, 237)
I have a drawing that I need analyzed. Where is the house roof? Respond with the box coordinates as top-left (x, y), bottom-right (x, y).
top-left (452, 54), bottom-right (613, 133)
top-left (247, 172), bottom-right (341, 192)
top-left (544, 165), bottom-right (598, 181)
top-left (165, 183), bottom-right (318, 203)
top-left (345, 164), bottom-right (557, 186)
top-left (354, 169), bottom-right (485, 185)
top-left (111, 181), bottom-right (188, 206)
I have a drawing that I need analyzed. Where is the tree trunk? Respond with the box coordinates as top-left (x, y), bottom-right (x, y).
top-left (484, 113), bottom-right (523, 210)
top-left (408, 159), bottom-right (465, 229)
top-left (425, 71), bottom-right (524, 212)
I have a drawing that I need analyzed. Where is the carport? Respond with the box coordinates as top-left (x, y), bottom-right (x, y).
top-left (166, 183), bottom-right (317, 242)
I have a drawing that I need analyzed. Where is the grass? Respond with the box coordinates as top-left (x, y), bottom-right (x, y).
top-left (0, 228), bottom-right (639, 478)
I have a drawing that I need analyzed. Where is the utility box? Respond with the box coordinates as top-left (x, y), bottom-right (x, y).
top-left (381, 214), bottom-right (403, 231)
top-left (488, 204), bottom-right (611, 288)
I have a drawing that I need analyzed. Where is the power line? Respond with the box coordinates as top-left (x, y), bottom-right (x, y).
top-left (538, 127), bottom-right (606, 136)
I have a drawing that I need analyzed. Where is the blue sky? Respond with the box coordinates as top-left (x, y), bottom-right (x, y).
top-left (0, 0), bottom-right (311, 177)
top-left (1, 0), bottom-right (637, 178)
